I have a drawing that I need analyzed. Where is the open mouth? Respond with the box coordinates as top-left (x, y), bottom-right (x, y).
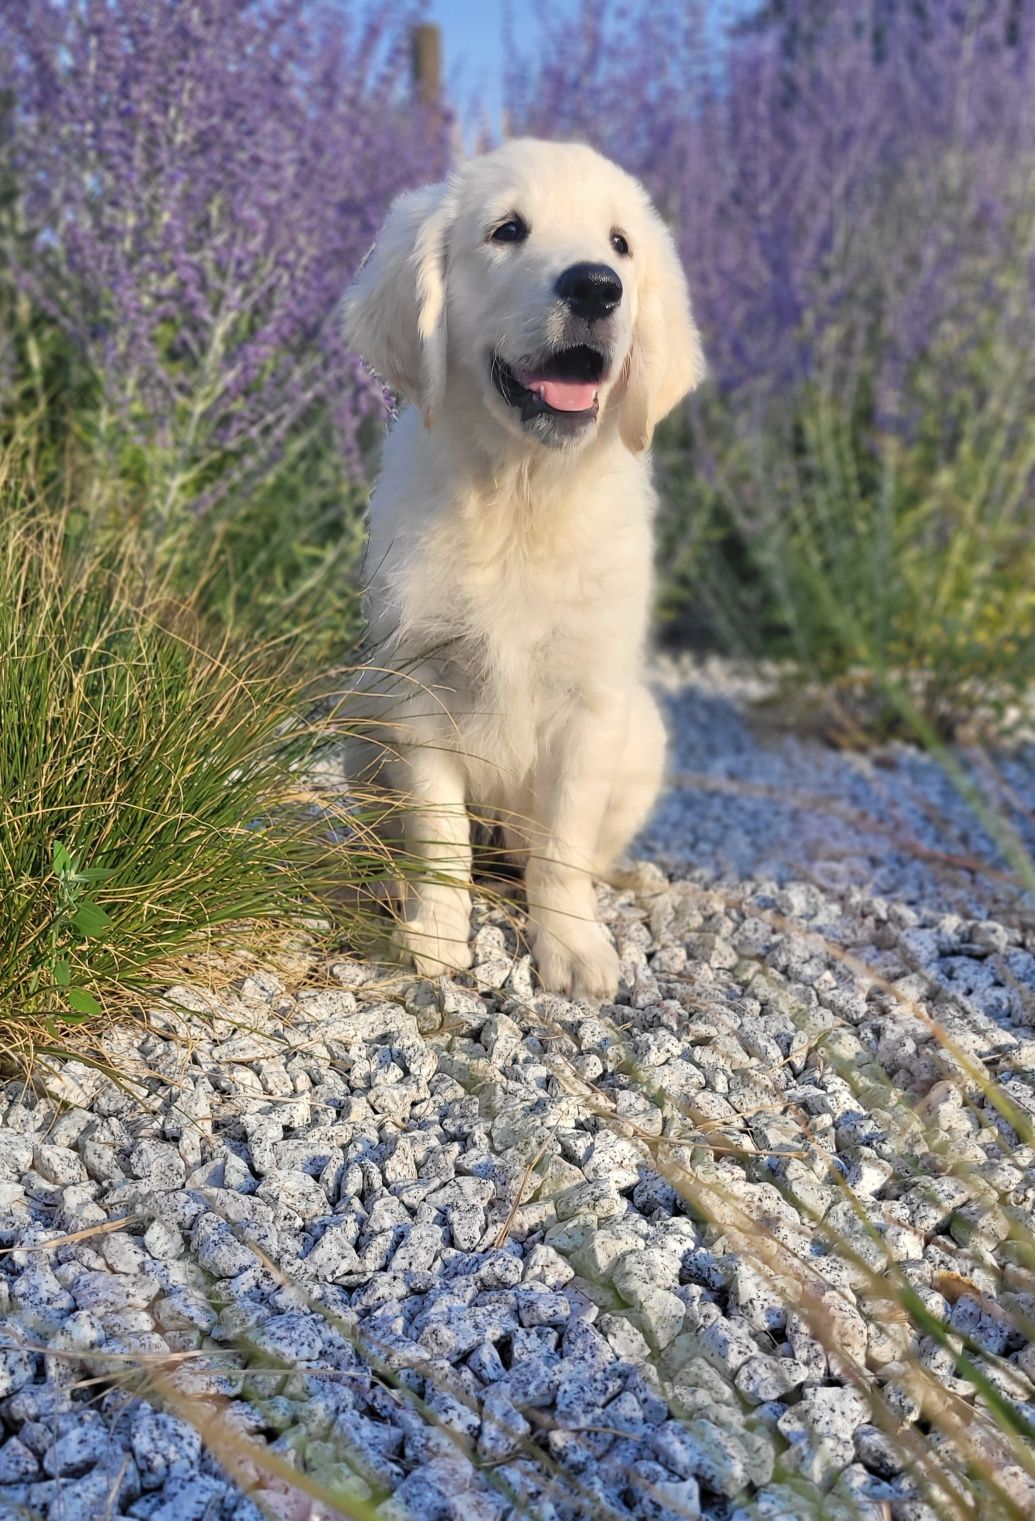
top-left (491, 344), bottom-right (608, 427)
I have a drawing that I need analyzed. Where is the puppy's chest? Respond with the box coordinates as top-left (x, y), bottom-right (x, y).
top-left (442, 550), bottom-right (606, 688)
top-left (391, 497), bottom-right (649, 715)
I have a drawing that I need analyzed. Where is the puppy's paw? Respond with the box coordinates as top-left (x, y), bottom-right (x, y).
top-left (530, 919), bottom-right (620, 1003)
top-left (399, 888), bottom-right (473, 978)
top-left (402, 927), bottom-right (474, 978)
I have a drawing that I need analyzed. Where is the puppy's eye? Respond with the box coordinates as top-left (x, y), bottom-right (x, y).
top-left (611, 230), bottom-right (631, 257)
top-left (491, 216), bottom-right (529, 245)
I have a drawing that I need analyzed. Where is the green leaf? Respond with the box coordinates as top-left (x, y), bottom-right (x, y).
top-left (77, 867), bottom-right (116, 883)
top-left (71, 899), bottom-right (113, 938)
top-left (66, 988), bottom-right (103, 1017)
top-left (53, 958), bottom-right (71, 988)
top-left (52, 840), bottom-right (73, 876)
top-left (45, 1013), bottom-right (88, 1038)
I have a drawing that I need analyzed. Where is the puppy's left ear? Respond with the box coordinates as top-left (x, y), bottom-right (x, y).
top-left (620, 208), bottom-right (706, 454)
top-left (342, 181), bottom-right (455, 425)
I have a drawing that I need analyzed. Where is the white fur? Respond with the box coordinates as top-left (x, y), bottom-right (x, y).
top-left (342, 139), bottom-right (704, 999)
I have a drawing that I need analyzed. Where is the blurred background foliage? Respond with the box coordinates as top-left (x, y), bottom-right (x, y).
top-left (0, 0), bottom-right (449, 662)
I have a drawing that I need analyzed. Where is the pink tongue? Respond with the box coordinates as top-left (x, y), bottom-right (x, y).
top-left (520, 375), bottom-right (598, 412)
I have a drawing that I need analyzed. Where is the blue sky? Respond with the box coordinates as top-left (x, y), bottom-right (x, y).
top-left (424, 1), bottom-right (753, 139)
top-left (423, 1), bottom-right (571, 133)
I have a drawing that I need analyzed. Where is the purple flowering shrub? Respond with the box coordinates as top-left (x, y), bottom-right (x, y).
top-left (0, 0), bottom-right (448, 646)
top-left (509, 0), bottom-right (1035, 733)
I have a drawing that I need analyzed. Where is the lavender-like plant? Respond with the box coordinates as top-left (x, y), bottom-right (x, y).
top-left (0, 0), bottom-right (448, 524)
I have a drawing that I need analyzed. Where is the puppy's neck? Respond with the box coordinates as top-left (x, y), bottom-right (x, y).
top-left (430, 390), bottom-right (627, 511)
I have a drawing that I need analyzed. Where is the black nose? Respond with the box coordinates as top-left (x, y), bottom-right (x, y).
top-left (555, 262), bottom-right (623, 322)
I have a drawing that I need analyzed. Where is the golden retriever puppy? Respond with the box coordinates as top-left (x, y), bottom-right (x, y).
top-left (343, 138), bottom-right (704, 1000)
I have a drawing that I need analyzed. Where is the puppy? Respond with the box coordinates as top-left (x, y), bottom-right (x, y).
top-left (343, 138), bottom-right (704, 1000)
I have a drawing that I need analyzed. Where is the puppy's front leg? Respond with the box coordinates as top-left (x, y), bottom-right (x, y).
top-left (525, 706), bottom-right (624, 1002)
top-left (395, 747), bottom-right (473, 976)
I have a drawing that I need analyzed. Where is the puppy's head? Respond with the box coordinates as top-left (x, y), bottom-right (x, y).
top-left (343, 139), bottom-right (705, 454)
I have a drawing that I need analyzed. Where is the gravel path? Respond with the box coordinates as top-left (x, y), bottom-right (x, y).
top-left (2, 659), bottom-right (1035, 1521)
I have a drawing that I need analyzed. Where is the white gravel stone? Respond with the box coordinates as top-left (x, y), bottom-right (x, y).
top-left (41, 1415), bottom-right (108, 1478)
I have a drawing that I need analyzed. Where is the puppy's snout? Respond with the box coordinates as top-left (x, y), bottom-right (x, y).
top-left (555, 262), bottom-right (623, 323)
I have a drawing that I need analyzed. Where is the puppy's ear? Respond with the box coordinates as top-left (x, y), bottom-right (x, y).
top-left (342, 181), bottom-right (455, 425)
top-left (620, 208), bottom-right (705, 454)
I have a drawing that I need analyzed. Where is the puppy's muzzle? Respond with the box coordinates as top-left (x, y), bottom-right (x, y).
top-left (555, 262), bottom-right (623, 324)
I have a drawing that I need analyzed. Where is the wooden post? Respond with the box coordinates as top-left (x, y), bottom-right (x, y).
top-left (411, 23), bottom-right (442, 107)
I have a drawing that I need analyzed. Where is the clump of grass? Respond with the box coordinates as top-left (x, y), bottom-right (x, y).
top-left (0, 443), bottom-right (391, 1058)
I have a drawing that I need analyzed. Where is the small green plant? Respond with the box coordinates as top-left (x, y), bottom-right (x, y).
top-left (42, 840), bottom-right (116, 1023)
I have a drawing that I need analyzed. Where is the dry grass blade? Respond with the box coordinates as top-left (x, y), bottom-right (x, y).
top-left (143, 1367), bottom-right (383, 1521)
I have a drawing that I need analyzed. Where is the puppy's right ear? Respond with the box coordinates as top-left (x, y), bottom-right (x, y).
top-left (342, 182), bottom-right (455, 425)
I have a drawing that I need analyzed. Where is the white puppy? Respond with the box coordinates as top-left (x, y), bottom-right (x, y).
top-left (343, 138), bottom-right (704, 1000)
